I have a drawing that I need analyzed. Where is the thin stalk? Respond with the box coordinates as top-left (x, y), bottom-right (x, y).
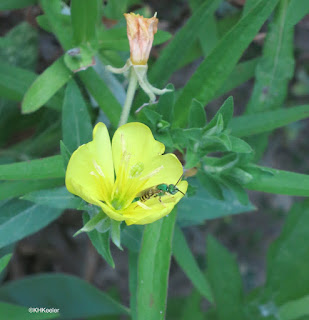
top-left (118, 69), bottom-right (138, 127)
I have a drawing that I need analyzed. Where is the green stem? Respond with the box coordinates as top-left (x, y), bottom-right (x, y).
top-left (118, 69), bottom-right (138, 127)
top-left (136, 209), bottom-right (177, 320)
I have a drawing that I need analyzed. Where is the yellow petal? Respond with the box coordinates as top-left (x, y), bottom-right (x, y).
top-left (65, 122), bottom-right (114, 204)
top-left (124, 180), bottom-right (188, 225)
top-left (112, 122), bottom-right (165, 176)
top-left (139, 153), bottom-right (184, 191)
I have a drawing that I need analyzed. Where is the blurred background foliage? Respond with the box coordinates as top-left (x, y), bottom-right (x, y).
top-left (1, 0), bottom-right (309, 319)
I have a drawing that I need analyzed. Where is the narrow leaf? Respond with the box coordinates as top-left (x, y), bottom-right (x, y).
top-left (266, 200), bottom-right (309, 304)
top-left (22, 186), bottom-right (83, 209)
top-left (0, 0), bottom-right (37, 10)
top-left (0, 179), bottom-right (64, 201)
top-left (0, 156), bottom-right (64, 180)
top-left (71, 0), bottom-right (99, 44)
top-left (62, 80), bottom-right (92, 153)
top-left (173, 226), bottom-right (213, 302)
top-left (229, 105), bottom-right (309, 137)
top-left (207, 236), bottom-right (245, 320)
top-left (188, 99), bottom-right (207, 128)
top-left (149, 0), bottom-right (222, 87)
top-left (173, 0), bottom-right (279, 127)
top-left (0, 200), bottom-right (62, 249)
top-left (83, 212), bottom-right (115, 268)
top-left (279, 295), bottom-right (309, 320)
top-left (0, 302), bottom-right (57, 320)
top-left (22, 57), bottom-right (72, 114)
top-left (245, 0), bottom-right (294, 114)
top-left (79, 68), bottom-right (122, 127)
top-left (0, 274), bottom-right (129, 318)
top-left (0, 254), bottom-right (12, 273)
top-left (245, 165), bottom-right (309, 196)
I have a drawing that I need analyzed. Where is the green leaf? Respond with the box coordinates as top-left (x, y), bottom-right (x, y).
top-left (0, 62), bottom-right (63, 110)
top-left (22, 57), bottom-right (72, 114)
top-left (0, 0), bottom-right (37, 10)
top-left (0, 62), bottom-right (36, 101)
top-left (60, 140), bottom-right (71, 170)
top-left (181, 291), bottom-right (204, 320)
top-left (78, 68), bottom-right (122, 127)
top-left (75, 211), bottom-right (107, 236)
top-left (207, 236), bottom-right (245, 320)
top-left (242, 0), bottom-right (256, 15)
top-left (0, 22), bottom-right (38, 70)
top-left (279, 295), bottom-right (309, 320)
top-left (229, 105), bottom-right (309, 137)
top-left (206, 96), bottom-right (234, 131)
top-left (62, 80), bottom-right (92, 153)
top-left (0, 179), bottom-right (64, 201)
top-left (0, 200), bottom-right (62, 249)
top-left (156, 83), bottom-right (175, 123)
top-left (129, 251), bottom-right (138, 320)
top-left (213, 58), bottom-right (259, 100)
top-left (197, 171), bottom-right (223, 200)
top-left (83, 212), bottom-right (115, 268)
top-left (71, 0), bottom-right (100, 45)
top-left (173, 226), bottom-right (213, 302)
top-left (245, 0), bottom-right (294, 114)
top-left (229, 136), bottom-right (253, 154)
top-left (22, 186), bottom-right (83, 209)
top-left (286, 0), bottom-right (309, 28)
top-left (40, 0), bottom-right (73, 51)
top-left (265, 200), bottom-right (309, 305)
top-left (173, 0), bottom-right (279, 127)
top-left (149, 0), bottom-right (222, 87)
top-left (188, 99), bottom-right (207, 128)
top-left (110, 220), bottom-right (122, 250)
top-left (245, 165), bottom-right (309, 196)
top-left (177, 178), bottom-right (255, 226)
top-left (0, 156), bottom-right (64, 180)
top-left (137, 209), bottom-right (177, 320)
top-left (0, 301), bottom-right (57, 320)
top-left (0, 253), bottom-right (12, 273)
top-left (0, 274), bottom-right (129, 318)
top-left (103, 0), bottom-right (129, 20)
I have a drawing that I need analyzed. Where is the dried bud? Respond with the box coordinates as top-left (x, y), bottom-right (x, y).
top-left (124, 12), bottom-right (158, 65)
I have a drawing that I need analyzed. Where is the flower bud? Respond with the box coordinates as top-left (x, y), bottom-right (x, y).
top-left (124, 13), bottom-right (158, 65)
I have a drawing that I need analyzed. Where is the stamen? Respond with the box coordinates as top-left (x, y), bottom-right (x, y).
top-left (136, 201), bottom-right (151, 210)
top-left (140, 165), bottom-right (164, 180)
top-left (93, 160), bottom-right (105, 177)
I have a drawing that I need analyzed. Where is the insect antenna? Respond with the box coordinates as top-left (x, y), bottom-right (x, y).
top-left (175, 175), bottom-right (183, 187)
top-left (175, 175), bottom-right (185, 196)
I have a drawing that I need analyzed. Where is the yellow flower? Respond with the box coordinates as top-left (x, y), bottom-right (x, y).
top-left (65, 122), bottom-right (187, 225)
top-left (124, 12), bottom-right (158, 65)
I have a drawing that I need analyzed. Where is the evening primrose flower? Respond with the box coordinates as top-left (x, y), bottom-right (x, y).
top-left (124, 12), bottom-right (158, 65)
top-left (106, 13), bottom-right (171, 103)
top-left (65, 122), bottom-right (187, 225)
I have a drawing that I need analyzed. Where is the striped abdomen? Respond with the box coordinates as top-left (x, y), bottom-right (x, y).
top-left (139, 188), bottom-right (160, 202)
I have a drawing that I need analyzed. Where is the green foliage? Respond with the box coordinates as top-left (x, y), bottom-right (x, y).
top-left (136, 210), bottom-right (176, 320)
top-left (207, 236), bottom-right (245, 320)
top-left (62, 80), bottom-right (93, 153)
top-left (0, 200), bottom-right (62, 249)
top-left (173, 226), bottom-right (213, 302)
top-left (22, 57), bottom-right (72, 114)
top-left (173, 0), bottom-right (280, 127)
top-left (1, 0), bottom-right (309, 319)
top-left (0, 274), bottom-right (129, 318)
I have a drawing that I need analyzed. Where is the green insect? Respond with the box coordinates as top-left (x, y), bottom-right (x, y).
top-left (133, 176), bottom-right (185, 204)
